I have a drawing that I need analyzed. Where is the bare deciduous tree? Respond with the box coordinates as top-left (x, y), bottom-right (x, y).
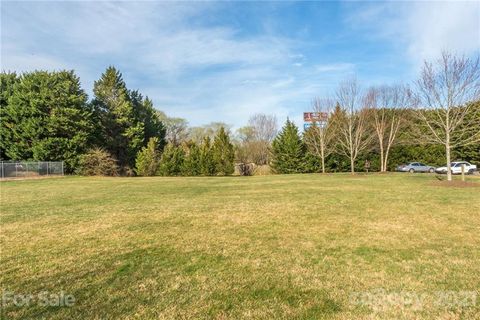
top-left (366, 85), bottom-right (413, 172)
top-left (415, 52), bottom-right (480, 181)
top-left (156, 111), bottom-right (189, 146)
top-left (247, 114), bottom-right (278, 165)
top-left (303, 98), bottom-right (335, 173)
top-left (334, 78), bottom-right (373, 173)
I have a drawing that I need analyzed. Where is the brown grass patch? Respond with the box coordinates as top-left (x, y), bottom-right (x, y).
top-left (430, 180), bottom-right (480, 188)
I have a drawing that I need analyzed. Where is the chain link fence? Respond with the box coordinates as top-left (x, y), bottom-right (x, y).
top-left (0, 161), bottom-right (64, 179)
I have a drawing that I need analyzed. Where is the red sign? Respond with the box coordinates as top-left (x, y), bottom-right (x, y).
top-left (304, 112), bottom-right (328, 122)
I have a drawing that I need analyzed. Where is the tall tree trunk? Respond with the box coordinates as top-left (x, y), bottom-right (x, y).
top-left (446, 115), bottom-right (452, 181)
top-left (350, 157), bottom-right (355, 174)
top-left (321, 155), bottom-right (325, 174)
top-left (384, 147), bottom-right (391, 173)
top-left (379, 142), bottom-right (384, 172)
top-left (446, 140), bottom-right (452, 182)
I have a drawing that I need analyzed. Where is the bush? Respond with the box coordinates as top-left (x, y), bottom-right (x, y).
top-left (181, 142), bottom-right (202, 176)
top-left (78, 148), bottom-right (119, 176)
top-left (158, 144), bottom-right (185, 176)
top-left (200, 137), bottom-right (216, 176)
top-left (236, 163), bottom-right (255, 176)
top-left (253, 165), bottom-right (272, 175)
top-left (212, 127), bottom-right (235, 175)
top-left (135, 137), bottom-right (160, 176)
top-left (271, 119), bottom-right (306, 174)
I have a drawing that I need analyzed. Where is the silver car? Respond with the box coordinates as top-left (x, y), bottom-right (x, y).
top-left (396, 162), bottom-right (436, 173)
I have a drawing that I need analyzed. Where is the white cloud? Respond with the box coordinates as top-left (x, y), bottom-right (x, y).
top-left (344, 1), bottom-right (480, 66)
top-left (404, 1), bottom-right (480, 62)
top-left (1, 1), bottom-right (354, 129)
top-left (315, 63), bottom-right (355, 73)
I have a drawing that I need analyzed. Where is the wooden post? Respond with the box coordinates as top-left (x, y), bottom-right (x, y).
top-left (461, 164), bottom-right (465, 182)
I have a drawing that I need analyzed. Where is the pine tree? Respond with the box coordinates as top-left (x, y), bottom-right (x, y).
top-left (200, 137), bottom-right (216, 176)
top-left (158, 144), bottom-right (185, 176)
top-left (135, 137), bottom-right (161, 176)
top-left (271, 119), bottom-right (306, 174)
top-left (92, 67), bottom-right (144, 169)
top-left (181, 142), bottom-right (201, 176)
top-left (129, 91), bottom-right (166, 149)
top-left (212, 127), bottom-right (235, 175)
top-left (0, 72), bottom-right (19, 160)
top-left (0, 70), bottom-right (93, 171)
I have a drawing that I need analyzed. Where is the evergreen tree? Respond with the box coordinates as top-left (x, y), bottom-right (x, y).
top-left (212, 127), bottom-right (235, 175)
top-left (92, 67), bottom-right (144, 169)
top-left (0, 70), bottom-right (93, 171)
top-left (0, 72), bottom-right (20, 160)
top-left (200, 136), bottom-right (216, 176)
top-left (271, 119), bottom-right (306, 174)
top-left (129, 91), bottom-right (166, 149)
top-left (158, 144), bottom-right (185, 176)
top-left (181, 142), bottom-right (202, 176)
top-left (135, 137), bottom-right (161, 176)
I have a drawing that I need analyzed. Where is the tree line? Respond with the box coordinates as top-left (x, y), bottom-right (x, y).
top-left (268, 53), bottom-right (479, 180)
top-left (0, 66), bottom-right (237, 176)
top-left (1, 52), bottom-right (479, 179)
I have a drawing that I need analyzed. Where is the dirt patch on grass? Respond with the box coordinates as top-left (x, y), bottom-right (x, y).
top-left (430, 180), bottom-right (480, 188)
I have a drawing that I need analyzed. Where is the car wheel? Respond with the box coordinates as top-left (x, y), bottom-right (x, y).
top-left (409, 168), bottom-right (415, 173)
top-left (468, 169), bottom-right (474, 175)
top-left (429, 168), bottom-right (434, 173)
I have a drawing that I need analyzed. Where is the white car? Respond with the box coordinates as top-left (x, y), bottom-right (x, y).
top-left (435, 161), bottom-right (477, 174)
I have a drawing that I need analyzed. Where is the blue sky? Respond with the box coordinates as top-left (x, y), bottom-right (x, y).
top-left (1, 1), bottom-right (479, 128)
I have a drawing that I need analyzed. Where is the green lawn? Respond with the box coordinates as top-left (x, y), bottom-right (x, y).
top-left (1, 174), bottom-right (479, 319)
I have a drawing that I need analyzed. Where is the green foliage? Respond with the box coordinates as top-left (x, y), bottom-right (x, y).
top-left (212, 127), bottom-right (235, 175)
top-left (158, 144), bottom-right (185, 176)
top-left (200, 137), bottom-right (216, 176)
top-left (0, 70), bottom-right (93, 172)
top-left (181, 142), bottom-right (202, 176)
top-left (93, 67), bottom-right (166, 170)
top-left (271, 119), bottom-right (306, 174)
top-left (135, 137), bottom-right (161, 176)
top-left (0, 72), bottom-right (20, 160)
top-left (303, 151), bottom-right (322, 173)
top-left (130, 92), bottom-right (166, 149)
top-left (387, 144), bottom-right (445, 169)
top-left (78, 148), bottom-right (119, 176)
top-left (93, 67), bottom-right (143, 168)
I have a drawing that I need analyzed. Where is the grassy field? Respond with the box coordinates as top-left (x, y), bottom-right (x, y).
top-left (1, 174), bottom-right (479, 319)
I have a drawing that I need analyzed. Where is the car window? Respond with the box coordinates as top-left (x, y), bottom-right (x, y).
top-left (411, 163), bottom-right (418, 166)
top-left (419, 163), bottom-right (425, 166)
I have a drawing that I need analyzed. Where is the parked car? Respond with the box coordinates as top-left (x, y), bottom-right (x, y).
top-left (396, 162), bottom-right (436, 173)
top-left (435, 161), bottom-right (478, 175)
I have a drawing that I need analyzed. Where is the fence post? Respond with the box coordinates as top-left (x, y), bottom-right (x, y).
top-left (461, 164), bottom-right (465, 182)
top-left (47, 162), bottom-right (49, 176)
top-left (61, 161), bottom-right (64, 176)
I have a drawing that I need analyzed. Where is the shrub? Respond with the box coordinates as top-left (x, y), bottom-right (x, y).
top-left (135, 137), bottom-right (160, 176)
top-left (200, 137), bottom-right (216, 176)
top-left (181, 142), bottom-right (202, 176)
top-left (158, 144), bottom-right (185, 176)
top-left (271, 119), bottom-right (306, 174)
top-left (212, 127), bottom-right (235, 175)
top-left (78, 148), bottom-right (119, 176)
